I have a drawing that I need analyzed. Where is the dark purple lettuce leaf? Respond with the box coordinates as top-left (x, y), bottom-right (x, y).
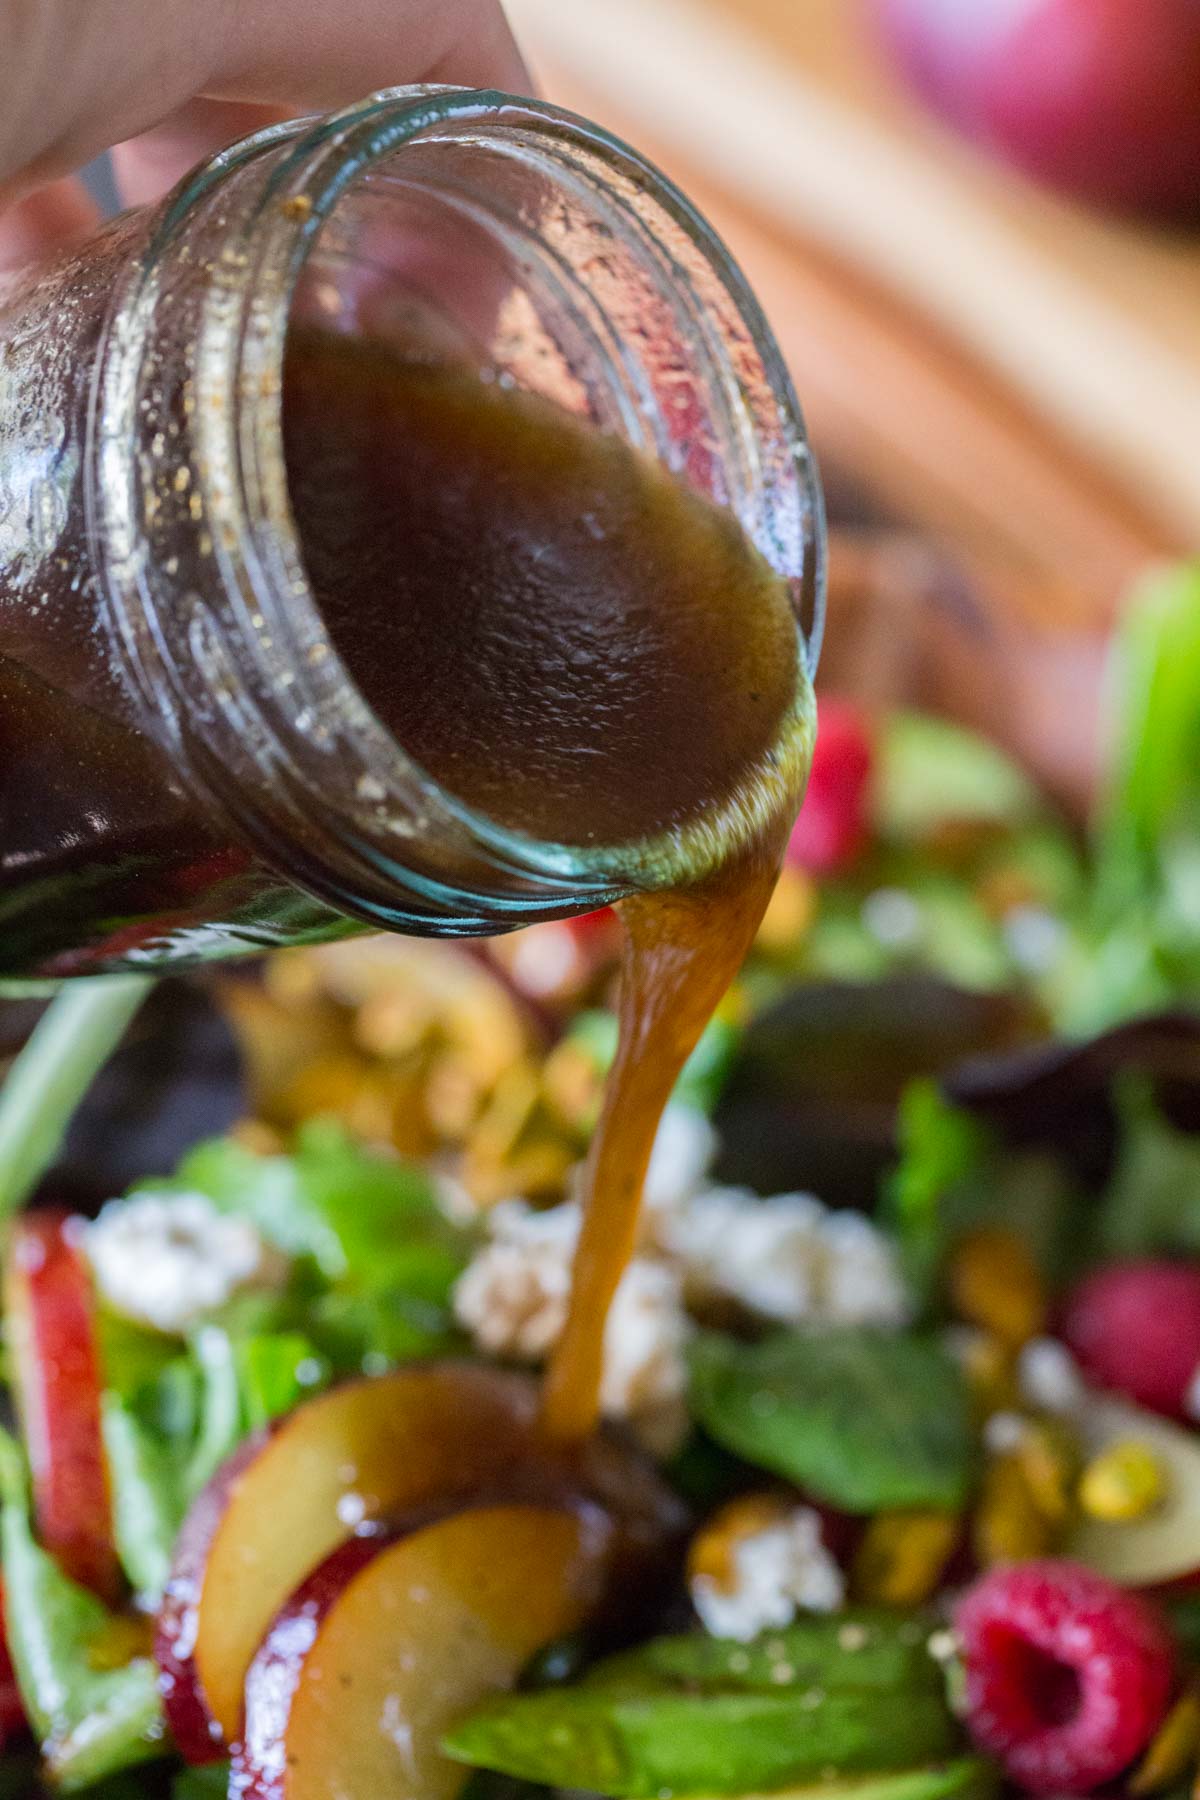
top-left (945, 1008), bottom-right (1200, 1186)
top-left (715, 978), bottom-right (1200, 1203)
top-left (34, 979), bottom-right (244, 1213)
top-left (712, 976), bottom-right (1036, 1203)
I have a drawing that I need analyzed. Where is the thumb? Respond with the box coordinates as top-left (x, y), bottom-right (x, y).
top-left (0, 0), bottom-right (529, 203)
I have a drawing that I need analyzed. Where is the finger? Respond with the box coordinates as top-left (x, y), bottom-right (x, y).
top-left (0, 0), bottom-right (531, 202)
top-left (218, 0), bottom-right (531, 106)
top-left (112, 99), bottom-right (288, 208)
top-left (0, 177), bottom-right (99, 272)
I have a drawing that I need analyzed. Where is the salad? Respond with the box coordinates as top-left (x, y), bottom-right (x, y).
top-left (0, 563), bottom-right (1197, 1799)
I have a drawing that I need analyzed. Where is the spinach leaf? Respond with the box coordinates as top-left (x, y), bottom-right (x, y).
top-left (689, 1329), bottom-right (973, 1512)
top-left (444, 1685), bottom-right (958, 1798)
top-left (613, 1611), bottom-right (942, 1695)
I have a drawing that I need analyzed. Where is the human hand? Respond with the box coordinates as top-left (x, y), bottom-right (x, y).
top-left (0, 0), bottom-right (529, 268)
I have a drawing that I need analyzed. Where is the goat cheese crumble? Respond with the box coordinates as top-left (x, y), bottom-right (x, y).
top-left (453, 1199), bottom-right (580, 1362)
top-left (690, 1505), bottom-right (846, 1641)
top-left (662, 1187), bottom-right (910, 1327)
top-left (85, 1189), bottom-right (283, 1334)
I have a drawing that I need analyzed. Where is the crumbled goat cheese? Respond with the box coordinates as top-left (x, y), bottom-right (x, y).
top-left (454, 1201), bottom-right (692, 1445)
top-left (85, 1190), bottom-right (282, 1334)
top-left (819, 1208), bottom-right (911, 1327)
top-left (599, 1258), bottom-right (691, 1437)
top-left (691, 1506), bottom-right (845, 1641)
top-left (665, 1187), bottom-right (825, 1320)
top-left (663, 1188), bottom-right (910, 1327)
top-left (455, 1174), bottom-right (904, 1448)
top-left (1018, 1336), bottom-right (1086, 1415)
top-left (453, 1200), bottom-right (579, 1361)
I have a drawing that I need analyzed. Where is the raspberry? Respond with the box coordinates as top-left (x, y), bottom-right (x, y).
top-left (787, 698), bottom-right (874, 875)
top-left (1060, 1260), bottom-right (1200, 1420)
top-left (955, 1559), bottom-right (1175, 1793)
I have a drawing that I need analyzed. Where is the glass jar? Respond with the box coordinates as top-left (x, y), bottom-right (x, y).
top-left (0, 85), bottom-right (825, 981)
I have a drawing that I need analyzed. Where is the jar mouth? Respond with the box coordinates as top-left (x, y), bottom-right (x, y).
top-left (108, 86), bottom-right (824, 923)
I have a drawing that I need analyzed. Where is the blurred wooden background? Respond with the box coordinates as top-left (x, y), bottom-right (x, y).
top-left (507, 0), bottom-right (1200, 807)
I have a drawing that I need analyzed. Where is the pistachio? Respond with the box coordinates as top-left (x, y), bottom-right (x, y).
top-left (1079, 1440), bottom-right (1167, 1524)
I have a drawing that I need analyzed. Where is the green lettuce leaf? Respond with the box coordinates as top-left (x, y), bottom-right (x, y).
top-left (874, 712), bottom-right (1044, 844)
top-left (96, 1315), bottom-right (178, 1402)
top-left (1093, 560), bottom-right (1200, 918)
top-left (235, 1331), bottom-right (330, 1431)
top-left (176, 1120), bottom-right (465, 1299)
top-left (0, 1431), bottom-right (164, 1792)
top-left (1096, 1077), bottom-right (1200, 1259)
top-left (101, 1397), bottom-right (185, 1607)
top-left (883, 1081), bottom-right (991, 1303)
top-left (1051, 560), bottom-right (1200, 1033)
top-left (309, 1287), bottom-right (462, 1370)
top-left (883, 1079), bottom-right (1086, 1303)
top-left (103, 1321), bottom-right (335, 1604)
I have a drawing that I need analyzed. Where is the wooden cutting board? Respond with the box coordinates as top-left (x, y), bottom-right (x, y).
top-left (506, 0), bottom-right (1199, 596)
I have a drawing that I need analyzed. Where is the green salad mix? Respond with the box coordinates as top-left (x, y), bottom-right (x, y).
top-left (0, 567), bottom-right (1196, 1798)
